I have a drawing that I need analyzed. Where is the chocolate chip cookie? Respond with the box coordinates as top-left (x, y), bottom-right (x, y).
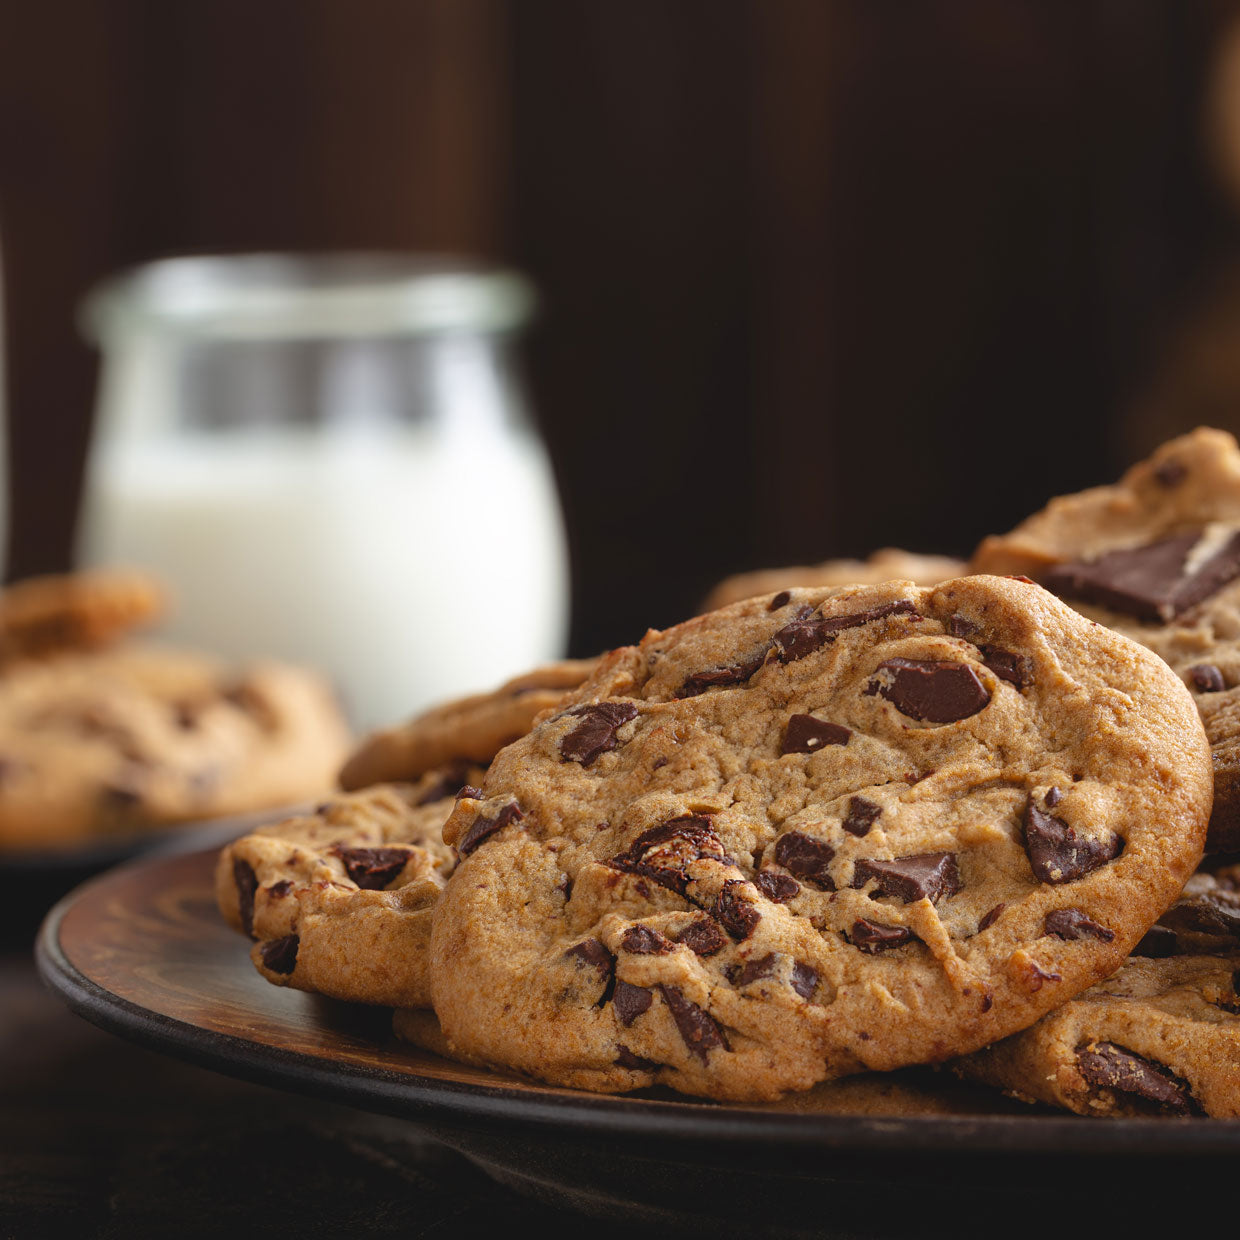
top-left (0, 646), bottom-right (350, 851)
top-left (429, 576), bottom-right (1211, 1101)
top-left (703, 549), bottom-right (966, 613)
top-left (0, 568), bottom-right (165, 667)
top-left (956, 867), bottom-right (1240, 1117)
top-left (339, 659), bottom-right (597, 791)
top-left (217, 770), bottom-right (476, 1006)
top-left (973, 427), bottom-right (1240, 852)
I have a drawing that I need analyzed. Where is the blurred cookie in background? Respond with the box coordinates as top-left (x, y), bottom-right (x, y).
top-left (0, 645), bottom-right (349, 853)
top-left (0, 568), bottom-right (165, 667)
top-left (0, 566), bottom-right (351, 855)
top-left (701, 549), bottom-right (966, 613)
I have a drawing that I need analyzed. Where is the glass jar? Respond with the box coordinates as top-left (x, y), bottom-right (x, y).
top-left (77, 254), bottom-right (569, 729)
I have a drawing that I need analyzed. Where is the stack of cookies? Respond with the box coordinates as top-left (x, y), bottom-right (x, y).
top-left (217, 427), bottom-right (1240, 1116)
top-left (0, 569), bottom-right (350, 853)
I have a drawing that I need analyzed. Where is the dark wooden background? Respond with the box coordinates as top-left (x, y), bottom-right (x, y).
top-left (3, 0), bottom-right (1238, 655)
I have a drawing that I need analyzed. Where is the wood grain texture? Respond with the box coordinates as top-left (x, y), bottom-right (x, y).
top-left (51, 844), bottom-right (1026, 1116)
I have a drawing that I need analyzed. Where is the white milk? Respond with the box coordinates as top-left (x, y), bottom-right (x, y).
top-left (78, 423), bottom-right (570, 729)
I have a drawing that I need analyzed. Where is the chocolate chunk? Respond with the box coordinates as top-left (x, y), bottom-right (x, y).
top-left (947, 613), bottom-right (980, 638)
top-left (1044, 529), bottom-right (1240, 624)
top-left (781, 714), bottom-right (851, 755)
top-left (559, 701), bottom-right (639, 766)
top-left (612, 980), bottom-right (654, 1026)
top-left (259, 934), bottom-right (299, 975)
top-left (841, 796), bottom-right (882, 838)
top-left (1045, 786), bottom-right (1063, 808)
top-left (979, 646), bottom-right (1033, 690)
top-left (773, 601), bottom-right (918, 663)
top-left (458, 801), bottom-right (524, 856)
top-left (674, 918), bottom-right (728, 956)
top-left (608, 815), bottom-right (730, 895)
top-left (657, 985), bottom-right (729, 1062)
top-left (1132, 925), bottom-right (1180, 957)
top-left (567, 938), bottom-right (616, 1007)
top-left (728, 953), bottom-right (777, 986)
top-left (566, 938), bottom-right (616, 978)
top-left (234, 859), bottom-right (258, 938)
top-left (1188, 663), bottom-right (1226, 693)
top-left (866, 658), bottom-right (991, 723)
top-left (676, 652), bottom-right (767, 699)
top-left (337, 846), bottom-right (410, 890)
top-left (773, 831), bottom-right (835, 890)
top-left (851, 852), bottom-right (962, 904)
top-left (1154, 458), bottom-right (1187, 487)
top-left (849, 919), bottom-right (914, 952)
top-left (1159, 892), bottom-right (1240, 941)
top-left (1043, 908), bottom-right (1115, 942)
top-left (978, 903), bottom-right (1006, 932)
top-left (416, 762), bottom-right (477, 805)
top-left (1023, 800), bottom-right (1121, 884)
top-left (266, 880), bottom-right (293, 898)
top-left (768, 590), bottom-right (792, 611)
top-left (790, 961), bottom-right (818, 999)
top-left (1026, 961), bottom-right (1062, 990)
top-left (615, 1046), bottom-right (661, 1071)
top-left (621, 925), bottom-right (673, 955)
top-left (754, 871), bottom-right (801, 903)
top-left (1076, 1042), bottom-right (1201, 1116)
top-left (713, 880), bottom-right (761, 939)
top-left (456, 784), bottom-right (483, 801)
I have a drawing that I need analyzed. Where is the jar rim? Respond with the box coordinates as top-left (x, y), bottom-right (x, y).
top-left (80, 252), bottom-right (536, 342)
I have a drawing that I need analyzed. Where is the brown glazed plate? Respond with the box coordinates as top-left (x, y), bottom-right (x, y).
top-left (35, 847), bottom-right (1240, 1238)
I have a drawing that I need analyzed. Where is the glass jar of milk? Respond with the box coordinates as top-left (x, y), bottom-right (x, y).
top-left (77, 254), bottom-right (569, 730)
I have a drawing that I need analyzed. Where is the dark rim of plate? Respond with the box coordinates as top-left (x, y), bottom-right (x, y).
top-left (33, 861), bottom-right (1240, 1156)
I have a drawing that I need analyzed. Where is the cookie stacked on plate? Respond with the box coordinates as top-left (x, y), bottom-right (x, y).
top-left (217, 436), bottom-right (1240, 1111)
top-left (0, 569), bottom-right (350, 852)
top-left (216, 660), bottom-right (597, 1007)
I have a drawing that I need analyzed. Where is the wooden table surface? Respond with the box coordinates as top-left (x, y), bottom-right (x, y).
top-left (1, 913), bottom-right (640, 1240)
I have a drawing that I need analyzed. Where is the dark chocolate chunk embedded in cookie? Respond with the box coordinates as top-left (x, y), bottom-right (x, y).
top-left (781, 714), bottom-right (851, 754)
top-left (866, 658), bottom-right (990, 723)
top-left (1043, 531), bottom-right (1240, 626)
top-left (560, 702), bottom-right (639, 766)
top-left (430, 576), bottom-right (1210, 1102)
top-left (337, 845), bottom-right (411, 890)
top-left (851, 852), bottom-right (962, 904)
top-left (1023, 802), bottom-right (1122, 885)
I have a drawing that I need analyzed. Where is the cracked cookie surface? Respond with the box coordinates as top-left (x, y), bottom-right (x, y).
top-left (429, 576), bottom-right (1211, 1101)
top-left (216, 769), bottom-right (478, 1007)
top-left (973, 427), bottom-right (1240, 852)
top-left (339, 660), bottom-right (597, 791)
